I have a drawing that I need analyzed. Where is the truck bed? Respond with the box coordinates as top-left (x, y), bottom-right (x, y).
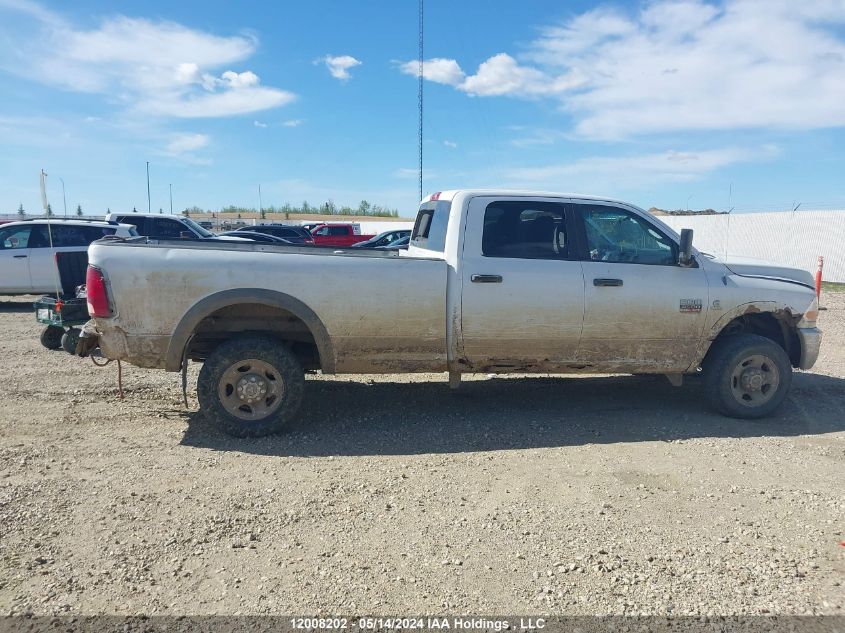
top-left (87, 238), bottom-right (448, 373)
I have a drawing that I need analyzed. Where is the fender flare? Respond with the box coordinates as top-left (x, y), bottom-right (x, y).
top-left (164, 288), bottom-right (335, 373)
top-left (689, 300), bottom-right (800, 369)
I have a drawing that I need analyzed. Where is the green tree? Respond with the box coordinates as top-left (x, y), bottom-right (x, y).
top-left (17, 203), bottom-right (25, 218)
top-left (132, 206), bottom-right (137, 213)
top-left (76, 204), bottom-right (83, 217)
top-left (159, 207), bottom-right (163, 215)
top-left (357, 200), bottom-right (371, 215)
top-left (46, 203), bottom-right (54, 217)
top-left (260, 207), bottom-right (266, 220)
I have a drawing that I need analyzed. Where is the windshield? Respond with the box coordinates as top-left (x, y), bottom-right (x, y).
top-left (180, 217), bottom-right (215, 238)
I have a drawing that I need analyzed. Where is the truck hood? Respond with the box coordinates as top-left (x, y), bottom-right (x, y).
top-left (713, 255), bottom-right (815, 288)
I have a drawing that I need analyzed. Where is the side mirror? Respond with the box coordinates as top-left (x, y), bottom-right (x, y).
top-left (678, 228), bottom-right (694, 266)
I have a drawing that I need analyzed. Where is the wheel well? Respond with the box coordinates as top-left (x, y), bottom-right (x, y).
top-left (186, 303), bottom-right (322, 371)
top-left (712, 311), bottom-right (801, 367)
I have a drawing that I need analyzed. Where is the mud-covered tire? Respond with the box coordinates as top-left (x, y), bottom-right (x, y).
top-left (197, 336), bottom-right (304, 437)
top-left (40, 325), bottom-right (63, 350)
top-left (703, 334), bottom-right (792, 419)
top-left (61, 328), bottom-right (81, 355)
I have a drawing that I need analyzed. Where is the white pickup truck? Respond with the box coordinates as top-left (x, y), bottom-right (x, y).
top-left (83, 190), bottom-right (821, 436)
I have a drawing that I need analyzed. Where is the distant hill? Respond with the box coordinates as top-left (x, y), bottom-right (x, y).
top-left (648, 207), bottom-right (727, 216)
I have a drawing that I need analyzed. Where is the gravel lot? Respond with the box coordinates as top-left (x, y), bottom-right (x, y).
top-left (0, 293), bottom-right (842, 617)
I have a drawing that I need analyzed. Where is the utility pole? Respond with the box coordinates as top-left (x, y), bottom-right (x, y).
top-left (169, 183), bottom-right (173, 215)
top-left (59, 177), bottom-right (67, 218)
top-left (146, 161), bottom-right (151, 212)
top-left (418, 0), bottom-right (424, 202)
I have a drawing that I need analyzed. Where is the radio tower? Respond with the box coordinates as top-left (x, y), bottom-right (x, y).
top-left (418, 0), bottom-right (424, 202)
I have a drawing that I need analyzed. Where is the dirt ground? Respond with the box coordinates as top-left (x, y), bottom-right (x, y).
top-left (0, 293), bottom-right (842, 617)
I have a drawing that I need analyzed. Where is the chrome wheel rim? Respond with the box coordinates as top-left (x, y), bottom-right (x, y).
top-left (730, 354), bottom-right (780, 407)
top-left (218, 358), bottom-right (285, 421)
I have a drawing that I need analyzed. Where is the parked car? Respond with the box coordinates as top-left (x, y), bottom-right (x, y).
top-left (218, 231), bottom-right (293, 244)
top-left (0, 218), bottom-right (136, 295)
top-left (82, 189), bottom-right (821, 437)
top-left (234, 224), bottom-right (314, 244)
top-left (352, 229), bottom-right (411, 248)
top-left (308, 223), bottom-right (375, 247)
top-left (373, 235), bottom-right (410, 249)
top-left (105, 213), bottom-right (248, 242)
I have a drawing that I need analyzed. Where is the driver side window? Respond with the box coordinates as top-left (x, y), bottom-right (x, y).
top-left (581, 206), bottom-right (676, 266)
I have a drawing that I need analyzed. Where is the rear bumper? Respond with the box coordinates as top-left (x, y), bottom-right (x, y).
top-left (797, 326), bottom-right (822, 370)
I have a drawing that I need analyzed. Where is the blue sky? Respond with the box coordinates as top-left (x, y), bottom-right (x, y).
top-left (1, 0), bottom-right (844, 217)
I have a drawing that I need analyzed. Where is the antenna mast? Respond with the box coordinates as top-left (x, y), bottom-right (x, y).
top-left (418, 0), bottom-right (424, 202)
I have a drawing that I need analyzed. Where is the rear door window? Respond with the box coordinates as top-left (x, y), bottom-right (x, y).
top-left (49, 225), bottom-right (88, 247)
top-left (116, 216), bottom-right (146, 234)
top-left (482, 201), bottom-right (570, 260)
top-left (83, 226), bottom-right (116, 241)
top-left (153, 218), bottom-right (187, 239)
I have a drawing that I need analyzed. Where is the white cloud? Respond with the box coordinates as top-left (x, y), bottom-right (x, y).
top-left (318, 55), bottom-right (362, 81)
top-left (403, 0), bottom-right (845, 138)
top-left (165, 132), bottom-right (210, 155)
top-left (398, 53), bottom-right (584, 97)
top-left (254, 120), bottom-right (268, 128)
top-left (0, 5), bottom-right (296, 119)
top-left (443, 140), bottom-right (457, 148)
top-left (398, 58), bottom-right (465, 85)
top-left (283, 119), bottom-right (303, 127)
top-left (507, 146), bottom-right (780, 189)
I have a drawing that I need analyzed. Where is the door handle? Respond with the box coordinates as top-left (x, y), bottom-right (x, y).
top-left (13, 255), bottom-right (27, 259)
top-left (471, 274), bottom-right (503, 283)
top-left (593, 278), bottom-right (623, 287)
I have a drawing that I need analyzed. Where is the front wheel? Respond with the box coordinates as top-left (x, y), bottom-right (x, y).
top-left (703, 334), bottom-right (792, 419)
top-left (197, 336), bottom-right (304, 437)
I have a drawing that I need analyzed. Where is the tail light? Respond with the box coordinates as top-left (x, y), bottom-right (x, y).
top-left (86, 265), bottom-right (113, 317)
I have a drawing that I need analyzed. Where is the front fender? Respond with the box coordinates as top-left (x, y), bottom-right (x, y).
top-left (689, 300), bottom-right (803, 370)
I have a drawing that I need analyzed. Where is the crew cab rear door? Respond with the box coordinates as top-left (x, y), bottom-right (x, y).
top-left (459, 196), bottom-right (585, 370)
top-left (571, 200), bottom-right (709, 372)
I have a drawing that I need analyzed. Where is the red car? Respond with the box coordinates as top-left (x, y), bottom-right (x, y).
top-left (309, 223), bottom-right (374, 247)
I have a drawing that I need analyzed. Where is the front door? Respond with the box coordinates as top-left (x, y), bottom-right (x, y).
top-left (573, 201), bottom-right (709, 372)
top-left (0, 225), bottom-right (35, 292)
top-left (459, 197), bottom-right (585, 371)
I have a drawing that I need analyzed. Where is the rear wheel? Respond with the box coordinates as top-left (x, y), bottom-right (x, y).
top-left (703, 334), bottom-right (792, 419)
top-left (61, 328), bottom-right (81, 355)
top-left (197, 336), bottom-right (304, 437)
top-left (40, 325), bottom-right (63, 350)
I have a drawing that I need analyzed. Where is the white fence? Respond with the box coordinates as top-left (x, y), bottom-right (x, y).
top-left (660, 210), bottom-right (845, 283)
